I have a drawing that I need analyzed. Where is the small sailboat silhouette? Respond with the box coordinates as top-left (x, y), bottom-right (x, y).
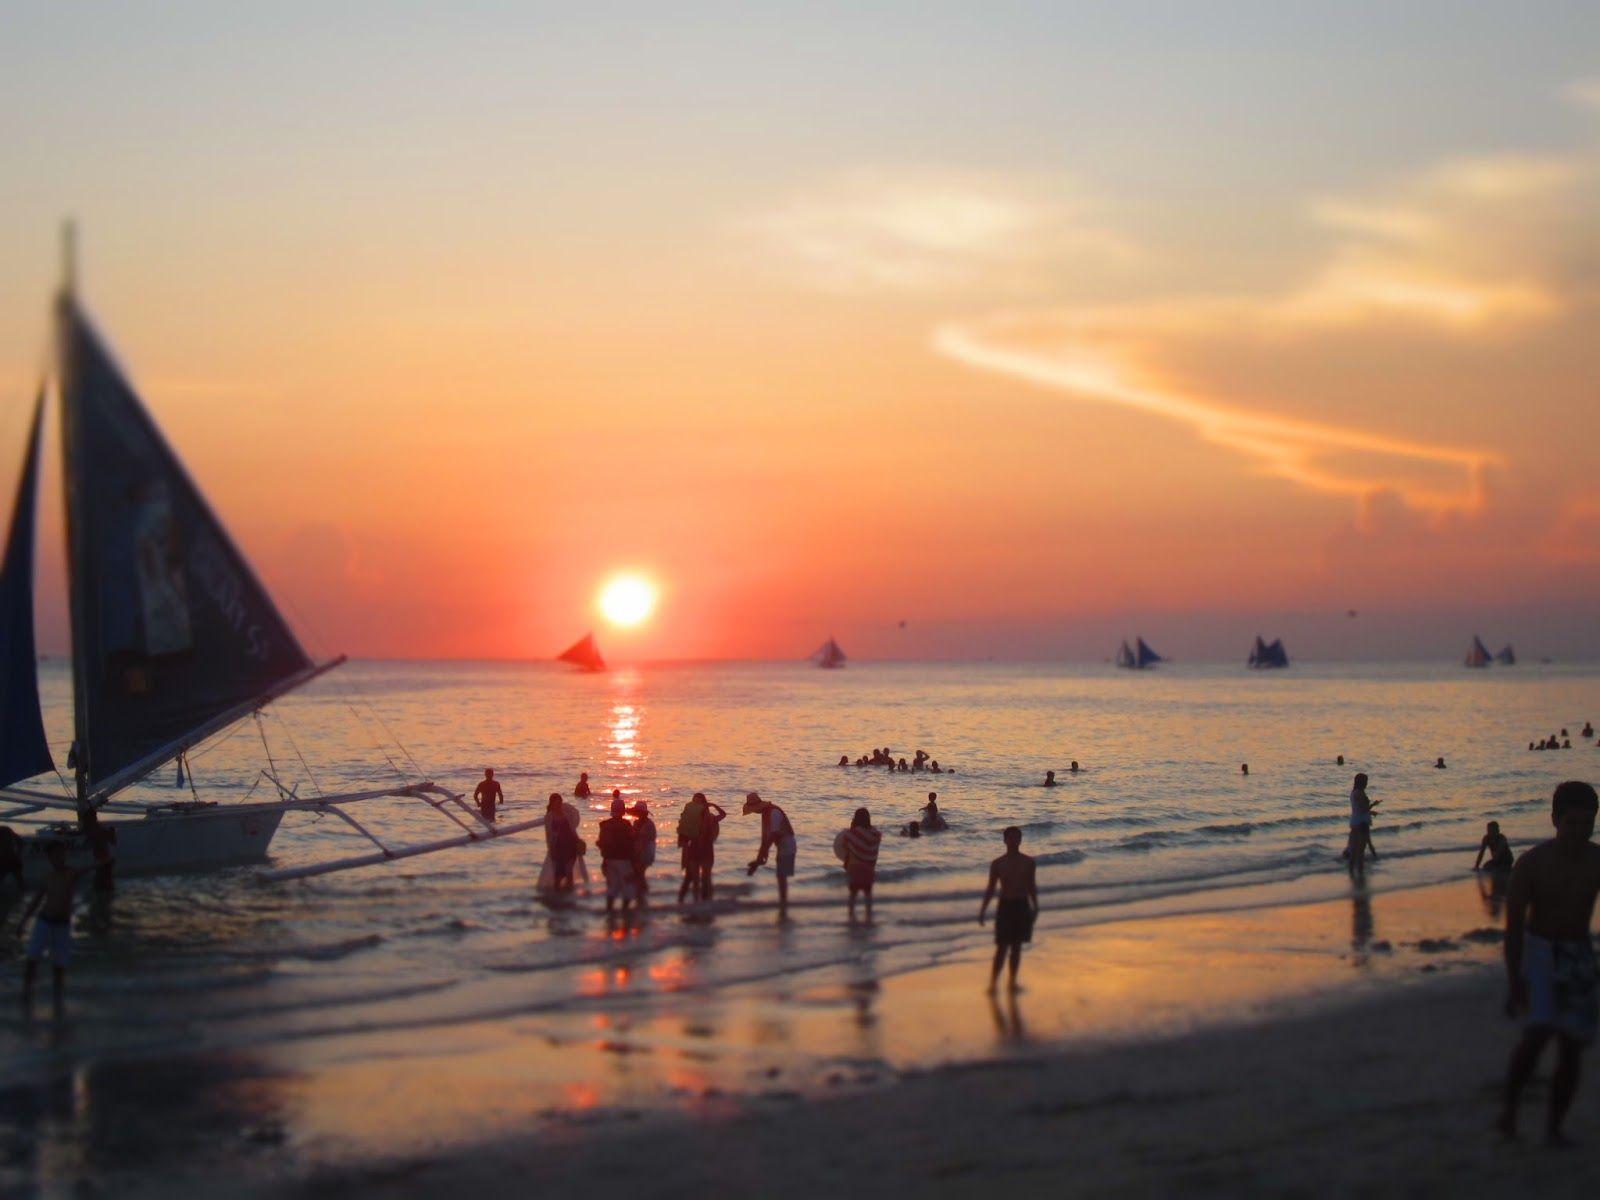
top-left (558, 632), bottom-right (606, 672)
top-left (1464, 636), bottom-right (1492, 668)
top-left (812, 637), bottom-right (846, 669)
top-left (1248, 636), bottom-right (1289, 669)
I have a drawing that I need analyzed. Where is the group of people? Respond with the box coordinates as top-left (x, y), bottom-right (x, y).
top-left (841, 748), bottom-right (950, 774)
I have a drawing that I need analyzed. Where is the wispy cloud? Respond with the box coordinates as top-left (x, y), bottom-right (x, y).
top-left (933, 133), bottom-right (1597, 513)
top-left (1563, 78), bottom-right (1600, 112)
top-left (743, 168), bottom-right (1139, 294)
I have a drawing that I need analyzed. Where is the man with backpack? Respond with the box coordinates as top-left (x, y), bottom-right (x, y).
top-left (744, 792), bottom-right (797, 921)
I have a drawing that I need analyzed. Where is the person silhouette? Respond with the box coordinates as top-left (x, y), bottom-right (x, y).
top-left (474, 768), bottom-right (503, 822)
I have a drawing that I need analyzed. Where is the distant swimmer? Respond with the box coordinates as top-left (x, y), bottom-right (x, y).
top-left (839, 755), bottom-right (849, 767)
top-left (1499, 781), bottom-right (1600, 1144)
top-left (574, 772), bottom-right (592, 799)
top-left (1476, 821), bottom-right (1515, 873)
top-left (744, 792), bottom-right (797, 921)
top-left (1043, 771), bottom-right (1056, 788)
top-left (1241, 763), bottom-right (1249, 776)
top-left (1337, 754), bottom-right (1345, 766)
top-left (1565, 740), bottom-right (1573, 750)
top-left (474, 768), bottom-right (503, 822)
top-left (898, 758), bottom-right (910, 773)
top-left (1585, 722), bottom-right (1595, 739)
top-left (1435, 757), bottom-right (1448, 769)
top-left (930, 761), bottom-right (942, 774)
top-left (921, 793), bottom-right (947, 832)
top-left (900, 821), bottom-right (921, 838)
top-left (978, 826), bottom-right (1039, 994)
top-left (1347, 773), bottom-right (1380, 878)
top-left (1069, 760), bottom-right (1080, 773)
top-left (839, 808), bottom-right (882, 923)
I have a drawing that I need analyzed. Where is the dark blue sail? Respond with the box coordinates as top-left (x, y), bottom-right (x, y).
top-left (59, 303), bottom-right (313, 793)
top-left (1135, 637), bottom-right (1163, 668)
top-left (0, 397), bottom-right (55, 788)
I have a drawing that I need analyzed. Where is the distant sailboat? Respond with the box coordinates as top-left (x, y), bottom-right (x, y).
top-left (1464, 636), bottom-right (1492, 668)
top-left (1247, 636), bottom-right (1289, 669)
top-left (1496, 644), bottom-right (1516, 666)
top-left (1116, 637), bottom-right (1164, 669)
top-left (558, 632), bottom-right (606, 672)
top-left (812, 637), bottom-right (846, 669)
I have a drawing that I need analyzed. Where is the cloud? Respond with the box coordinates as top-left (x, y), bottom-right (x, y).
top-left (1564, 78), bottom-right (1600, 112)
top-left (743, 168), bottom-right (1140, 294)
top-left (933, 135), bottom-right (1598, 513)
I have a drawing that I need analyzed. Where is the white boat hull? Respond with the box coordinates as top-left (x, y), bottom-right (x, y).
top-left (18, 805), bottom-right (286, 884)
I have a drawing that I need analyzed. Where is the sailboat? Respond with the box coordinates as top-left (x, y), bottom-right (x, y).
top-left (0, 231), bottom-right (544, 883)
top-left (557, 631), bottom-right (606, 671)
top-left (1116, 637), bottom-right (1164, 669)
top-left (1464, 636), bottom-right (1493, 668)
top-left (1496, 644), bottom-right (1516, 666)
top-left (1247, 636), bottom-right (1289, 669)
top-left (812, 637), bottom-right (846, 669)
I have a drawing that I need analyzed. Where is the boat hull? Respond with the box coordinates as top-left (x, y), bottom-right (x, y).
top-left (17, 806), bottom-right (286, 884)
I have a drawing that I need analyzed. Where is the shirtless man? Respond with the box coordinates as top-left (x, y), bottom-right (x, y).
top-left (1475, 821), bottom-right (1514, 873)
top-left (978, 827), bottom-right (1039, 993)
top-left (743, 792), bottom-right (797, 921)
top-left (1499, 780), bottom-right (1600, 1144)
top-left (473, 768), bottom-right (503, 822)
top-left (17, 842), bottom-right (84, 1015)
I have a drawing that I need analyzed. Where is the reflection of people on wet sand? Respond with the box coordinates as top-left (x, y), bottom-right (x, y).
top-left (1349, 881), bottom-right (1374, 958)
top-left (1499, 781), bottom-right (1600, 1145)
top-left (989, 991), bottom-right (1027, 1043)
top-left (1474, 821), bottom-right (1514, 873)
top-left (979, 826), bottom-right (1038, 993)
top-left (1478, 868), bottom-right (1511, 921)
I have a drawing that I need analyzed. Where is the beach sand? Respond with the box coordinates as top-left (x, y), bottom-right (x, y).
top-left (72, 875), bottom-right (1599, 1198)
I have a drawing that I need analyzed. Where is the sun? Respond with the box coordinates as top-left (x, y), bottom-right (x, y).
top-left (598, 573), bottom-right (658, 629)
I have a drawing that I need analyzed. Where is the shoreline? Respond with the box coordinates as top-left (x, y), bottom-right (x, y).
top-left (56, 874), bottom-right (1584, 1198)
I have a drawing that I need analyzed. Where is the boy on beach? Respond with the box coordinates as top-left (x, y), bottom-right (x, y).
top-left (1499, 780), bottom-right (1600, 1144)
top-left (17, 842), bottom-right (84, 1015)
top-left (979, 827), bottom-right (1038, 993)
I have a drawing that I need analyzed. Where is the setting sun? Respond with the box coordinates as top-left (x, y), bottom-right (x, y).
top-left (597, 573), bottom-right (658, 629)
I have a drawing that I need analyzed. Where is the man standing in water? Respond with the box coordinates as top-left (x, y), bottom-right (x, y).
top-left (979, 826), bottom-right (1038, 993)
top-left (743, 792), bottom-right (797, 921)
top-left (474, 768), bottom-right (503, 822)
top-left (1500, 780), bottom-right (1600, 1144)
top-left (18, 842), bottom-right (84, 1016)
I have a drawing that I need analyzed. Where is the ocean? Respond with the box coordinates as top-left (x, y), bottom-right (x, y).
top-left (2, 658), bottom-right (1595, 1175)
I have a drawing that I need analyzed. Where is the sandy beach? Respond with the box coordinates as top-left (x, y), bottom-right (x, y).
top-left (42, 874), bottom-right (1583, 1199)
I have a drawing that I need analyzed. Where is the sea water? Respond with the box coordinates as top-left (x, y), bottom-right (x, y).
top-left (2, 660), bottom-right (1595, 1106)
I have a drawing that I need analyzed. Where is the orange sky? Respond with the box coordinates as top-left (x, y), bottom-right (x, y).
top-left (0, 7), bottom-right (1596, 660)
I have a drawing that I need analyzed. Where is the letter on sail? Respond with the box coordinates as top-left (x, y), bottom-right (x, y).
top-left (58, 305), bottom-right (315, 794)
top-left (0, 396), bottom-right (55, 787)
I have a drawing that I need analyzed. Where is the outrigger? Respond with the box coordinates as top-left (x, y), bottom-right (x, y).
top-left (0, 228), bottom-right (544, 883)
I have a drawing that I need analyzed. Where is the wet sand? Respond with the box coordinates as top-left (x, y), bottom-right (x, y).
top-left (51, 875), bottom-right (1598, 1198)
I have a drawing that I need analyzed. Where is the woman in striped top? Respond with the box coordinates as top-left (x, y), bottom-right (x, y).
top-left (843, 807), bottom-right (882, 923)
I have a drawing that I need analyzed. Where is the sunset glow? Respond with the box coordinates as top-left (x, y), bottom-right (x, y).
top-left (598, 574), bottom-right (658, 629)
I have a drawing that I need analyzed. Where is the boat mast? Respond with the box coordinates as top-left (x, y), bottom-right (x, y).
top-left (56, 219), bottom-right (92, 821)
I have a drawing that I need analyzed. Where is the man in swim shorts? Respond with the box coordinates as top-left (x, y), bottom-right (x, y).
top-left (1500, 780), bottom-right (1600, 1143)
top-left (743, 792), bottom-right (797, 921)
top-left (979, 826), bottom-right (1038, 994)
top-left (473, 768), bottom-right (502, 822)
top-left (18, 841), bottom-right (84, 1016)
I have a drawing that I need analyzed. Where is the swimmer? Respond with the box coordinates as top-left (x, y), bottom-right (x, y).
top-left (900, 820), bottom-right (922, 838)
top-left (921, 793), bottom-right (947, 832)
top-left (930, 761), bottom-right (942, 773)
top-left (1069, 760), bottom-right (1080, 773)
top-left (1241, 763), bottom-right (1249, 776)
top-left (838, 755), bottom-right (849, 767)
top-left (1043, 770), bottom-right (1056, 788)
top-left (1337, 754), bottom-right (1345, 765)
top-left (1475, 821), bottom-right (1514, 872)
top-left (1584, 723), bottom-right (1594, 739)
top-left (574, 772), bottom-right (592, 800)
top-left (1435, 757), bottom-right (1447, 769)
